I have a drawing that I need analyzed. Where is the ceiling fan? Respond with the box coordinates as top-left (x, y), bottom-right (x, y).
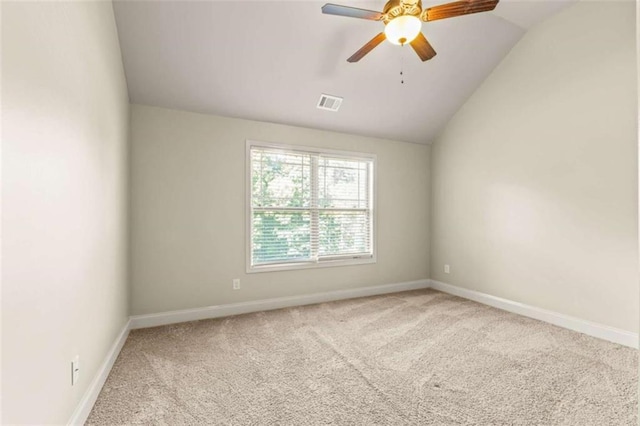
top-left (322, 0), bottom-right (499, 62)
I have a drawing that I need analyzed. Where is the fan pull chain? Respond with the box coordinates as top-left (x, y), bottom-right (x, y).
top-left (400, 47), bottom-right (405, 84)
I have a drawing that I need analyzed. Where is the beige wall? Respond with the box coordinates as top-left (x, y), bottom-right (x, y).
top-left (430, 1), bottom-right (638, 332)
top-left (2, 2), bottom-right (130, 424)
top-left (130, 104), bottom-right (430, 315)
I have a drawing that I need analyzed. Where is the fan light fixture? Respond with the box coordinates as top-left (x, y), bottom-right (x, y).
top-left (384, 15), bottom-right (422, 45)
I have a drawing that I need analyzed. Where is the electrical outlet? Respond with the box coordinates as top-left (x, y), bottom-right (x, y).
top-left (232, 279), bottom-right (240, 290)
top-left (444, 264), bottom-right (450, 274)
top-left (71, 356), bottom-right (80, 386)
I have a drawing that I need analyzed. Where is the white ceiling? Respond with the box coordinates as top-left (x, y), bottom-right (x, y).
top-left (113, 0), bottom-right (574, 144)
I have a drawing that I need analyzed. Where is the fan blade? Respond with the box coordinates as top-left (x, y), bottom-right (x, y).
top-left (347, 32), bottom-right (386, 62)
top-left (322, 3), bottom-right (384, 21)
top-left (423, 0), bottom-right (499, 22)
top-left (410, 33), bottom-right (437, 61)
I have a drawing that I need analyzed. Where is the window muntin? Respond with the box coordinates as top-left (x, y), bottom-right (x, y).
top-left (247, 142), bottom-right (375, 272)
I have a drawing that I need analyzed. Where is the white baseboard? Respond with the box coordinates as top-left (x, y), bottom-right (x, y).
top-left (130, 279), bottom-right (430, 329)
top-left (68, 319), bottom-right (131, 425)
top-left (429, 279), bottom-right (638, 349)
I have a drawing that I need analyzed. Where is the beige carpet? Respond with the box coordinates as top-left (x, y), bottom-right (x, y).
top-left (88, 289), bottom-right (637, 425)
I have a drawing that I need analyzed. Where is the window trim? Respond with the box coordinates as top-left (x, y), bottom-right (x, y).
top-left (245, 140), bottom-right (377, 274)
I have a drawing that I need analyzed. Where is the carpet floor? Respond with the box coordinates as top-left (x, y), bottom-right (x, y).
top-left (88, 289), bottom-right (637, 425)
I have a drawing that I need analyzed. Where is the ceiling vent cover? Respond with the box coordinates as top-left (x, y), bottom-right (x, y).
top-left (317, 94), bottom-right (343, 112)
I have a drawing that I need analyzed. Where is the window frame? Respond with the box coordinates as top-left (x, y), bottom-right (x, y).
top-left (246, 140), bottom-right (377, 274)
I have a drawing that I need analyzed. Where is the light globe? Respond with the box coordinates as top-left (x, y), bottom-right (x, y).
top-left (384, 15), bottom-right (422, 45)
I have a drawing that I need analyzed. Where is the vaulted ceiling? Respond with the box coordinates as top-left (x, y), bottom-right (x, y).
top-left (113, 0), bottom-right (574, 144)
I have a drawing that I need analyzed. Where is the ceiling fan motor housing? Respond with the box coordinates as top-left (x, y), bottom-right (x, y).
top-left (383, 0), bottom-right (423, 24)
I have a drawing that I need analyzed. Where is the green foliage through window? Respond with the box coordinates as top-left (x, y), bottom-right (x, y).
top-left (250, 145), bottom-right (374, 267)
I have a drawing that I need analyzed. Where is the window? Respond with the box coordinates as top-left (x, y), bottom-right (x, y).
top-left (247, 141), bottom-right (376, 272)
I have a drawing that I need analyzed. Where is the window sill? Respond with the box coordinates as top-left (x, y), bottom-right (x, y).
top-left (246, 256), bottom-right (376, 274)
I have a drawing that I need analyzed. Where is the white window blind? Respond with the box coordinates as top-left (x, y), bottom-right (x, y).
top-left (248, 142), bottom-right (375, 271)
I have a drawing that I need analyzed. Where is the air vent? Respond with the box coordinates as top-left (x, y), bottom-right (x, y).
top-left (317, 94), bottom-right (343, 112)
